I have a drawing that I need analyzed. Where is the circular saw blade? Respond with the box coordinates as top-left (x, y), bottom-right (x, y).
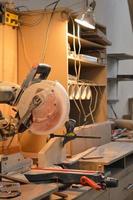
top-left (18, 80), bottom-right (70, 135)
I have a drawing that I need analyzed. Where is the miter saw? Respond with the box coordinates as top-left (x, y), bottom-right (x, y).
top-left (0, 63), bottom-right (70, 174)
top-left (0, 63), bottom-right (69, 139)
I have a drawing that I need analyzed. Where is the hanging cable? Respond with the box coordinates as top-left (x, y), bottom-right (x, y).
top-left (73, 99), bottom-right (81, 126)
top-left (86, 86), bottom-right (98, 119)
top-left (40, 0), bottom-right (61, 62)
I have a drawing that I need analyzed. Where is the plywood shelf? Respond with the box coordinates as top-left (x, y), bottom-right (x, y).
top-left (81, 28), bottom-right (112, 46)
top-left (117, 74), bottom-right (133, 81)
top-left (68, 80), bottom-right (106, 87)
top-left (107, 77), bottom-right (117, 81)
top-left (68, 33), bottom-right (105, 49)
top-left (68, 56), bottom-right (106, 68)
top-left (107, 99), bottom-right (119, 103)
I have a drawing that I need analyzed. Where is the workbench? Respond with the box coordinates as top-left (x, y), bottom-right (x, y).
top-left (14, 183), bottom-right (58, 200)
top-left (51, 186), bottom-right (110, 200)
top-left (5, 141), bottom-right (133, 200)
top-left (78, 141), bottom-right (133, 200)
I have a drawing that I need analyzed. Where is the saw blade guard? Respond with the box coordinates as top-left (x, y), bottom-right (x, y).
top-left (18, 80), bottom-right (70, 135)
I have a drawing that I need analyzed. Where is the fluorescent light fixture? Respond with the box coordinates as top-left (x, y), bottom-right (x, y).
top-left (75, 0), bottom-right (96, 29)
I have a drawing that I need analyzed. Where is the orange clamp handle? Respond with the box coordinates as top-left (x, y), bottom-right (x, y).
top-left (80, 176), bottom-right (102, 191)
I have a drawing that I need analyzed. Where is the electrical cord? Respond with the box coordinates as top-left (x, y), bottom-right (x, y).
top-left (86, 86), bottom-right (98, 119)
top-left (40, 0), bottom-right (61, 62)
top-left (18, 0), bottom-right (61, 67)
top-left (77, 24), bottom-right (81, 81)
top-left (73, 99), bottom-right (81, 126)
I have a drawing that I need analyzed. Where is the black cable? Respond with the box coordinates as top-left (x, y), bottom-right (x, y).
top-left (109, 104), bottom-right (118, 119)
top-left (40, 0), bottom-right (61, 62)
top-left (19, 1), bottom-right (61, 27)
top-left (45, 1), bottom-right (59, 9)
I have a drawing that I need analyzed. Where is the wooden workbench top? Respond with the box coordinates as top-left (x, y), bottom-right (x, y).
top-left (81, 141), bottom-right (133, 165)
top-left (14, 183), bottom-right (58, 200)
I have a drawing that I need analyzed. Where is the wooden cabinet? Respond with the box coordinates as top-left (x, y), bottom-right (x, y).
top-left (0, 24), bottom-right (17, 152)
top-left (17, 9), bottom-right (111, 152)
top-left (0, 25), bottom-right (17, 114)
top-left (18, 9), bottom-right (111, 127)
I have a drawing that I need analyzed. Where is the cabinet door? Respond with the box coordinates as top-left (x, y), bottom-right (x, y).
top-left (0, 25), bottom-right (17, 115)
top-left (0, 25), bottom-right (17, 152)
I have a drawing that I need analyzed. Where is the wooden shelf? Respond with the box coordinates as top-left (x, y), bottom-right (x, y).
top-left (107, 99), bottom-right (119, 103)
top-left (68, 33), bottom-right (105, 50)
top-left (81, 28), bottom-right (112, 46)
top-left (68, 56), bottom-right (106, 68)
top-left (107, 77), bottom-right (117, 81)
top-left (68, 80), bottom-right (106, 87)
top-left (117, 74), bottom-right (133, 81)
top-left (108, 53), bottom-right (133, 60)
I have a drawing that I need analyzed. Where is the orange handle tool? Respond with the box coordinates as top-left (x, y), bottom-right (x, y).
top-left (80, 176), bottom-right (102, 191)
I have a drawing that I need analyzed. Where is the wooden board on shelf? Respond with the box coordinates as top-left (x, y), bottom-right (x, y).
top-left (68, 33), bottom-right (105, 49)
top-left (68, 56), bottom-right (106, 68)
top-left (81, 28), bottom-right (112, 46)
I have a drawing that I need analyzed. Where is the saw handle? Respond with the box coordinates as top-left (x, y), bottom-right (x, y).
top-left (80, 176), bottom-right (102, 191)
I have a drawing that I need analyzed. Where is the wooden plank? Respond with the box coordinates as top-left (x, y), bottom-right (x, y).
top-left (14, 183), bottom-right (58, 200)
top-left (51, 188), bottom-right (109, 200)
top-left (63, 147), bottom-right (96, 165)
top-left (81, 142), bottom-right (133, 165)
top-left (38, 138), bottom-right (66, 168)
